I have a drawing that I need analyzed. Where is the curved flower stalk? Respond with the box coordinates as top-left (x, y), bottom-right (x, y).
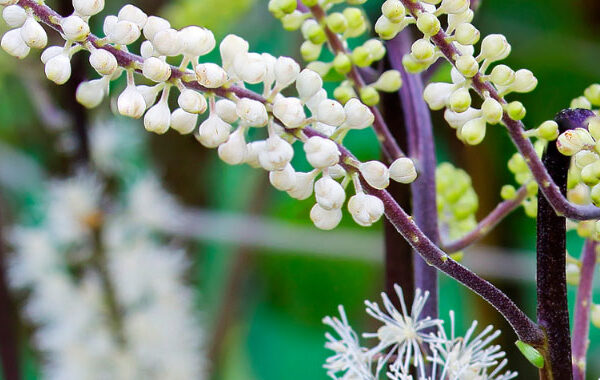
top-left (323, 286), bottom-right (517, 380)
top-left (8, 171), bottom-right (205, 379)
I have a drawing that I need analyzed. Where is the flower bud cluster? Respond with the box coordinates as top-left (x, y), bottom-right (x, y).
top-left (503, 142), bottom-right (545, 218)
top-left (385, 1), bottom-right (537, 147)
top-left (436, 163), bottom-right (478, 254)
top-left (269, 0), bottom-right (403, 107)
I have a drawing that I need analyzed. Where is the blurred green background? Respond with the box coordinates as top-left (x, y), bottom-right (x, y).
top-left (0, 0), bottom-right (599, 379)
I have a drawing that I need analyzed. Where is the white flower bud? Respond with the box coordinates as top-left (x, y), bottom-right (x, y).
top-left (76, 79), bottom-right (106, 108)
top-left (170, 108), bottom-right (197, 135)
top-left (389, 157), bottom-right (417, 184)
top-left (108, 20), bottom-right (140, 45)
top-left (313, 122), bottom-right (336, 137)
top-left (348, 193), bottom-right (384, 226)
top-left (73, 0), bottom-right (105, 17)
top-left (259, 135), bottom-right (294, 171)
top-left (273, 97), bottom-right (305, 128)
top-left (143, 16), bottom-right (170, 41)
top-left (455, 23), bottom-right (479, 45)
top-left (136, 84), bottom-right (160, 108)
top-left (423, 82), bottom-right (453, 110)
top-left (262, 53), bottom-right (277, 89)
top-left (89, 48), bottom-right (117, 76)
top-left (152, 28), bottom-right (182, 56)
top-left (439, 0), bottom-right (468, 14)
top-left (220, 34), bottom-right (249, 71)
top-left (20, 17), bottom-right (47, 49)
top-left (460, 116), bottom-right (487, 145)
top-left (556, 128), bottom-right (595, 156)
top-left (1, 28), bottom-right (29, 59)
top-left (317, 99), bottom-right (345, 126)
top-left (179, 26), bottom-right (215, 57)
top-left (195, 63), bottom-right (228, 88)
top-left (196, 115), bottom-right (232, 148)
top-left (287, 171), bottom-right (316, 200)
top-left (269, 164), bottom-right (296, 191)
top-left (310, 204), bottom-right (342, 230)
top-left (444, 107), bottom-right (481, 128)
top-left (588, 116), bottom-right (600, 141)
top-left (103, 15), bottom-right (118, 37)
top-left (41, 46), bottom-right (63, 64)
top-left (61, 15), bottom-right (89, 42)
top-left (236, 98), bottom-right (268, 127)
top-left (274, 56), bottom-right (300, 88)
top-left (305, 89), bottom-right (328, 114)
top-left (344, 98), bottom-right (374, 129)
top-left (510, 69), bottom-right (537, 93)
top-left (591, 304), bottom-right (600, 329)
top-left (245, 140), bottom-right (266, 168)
top-left (215, 99), bottom-right (238, 123)
top-left (566, 263), bottom-right (580, 286)
top-left (234, 52), bottom-right (266, 84)
top-left (45, 53), bottom-right (71, 84)
top-left (481, 97), bottom-right (503, 124)
top-left (296, 69), bottom-right (322, 100)
top-left (3, 5), bottom-right (26, 28)
top-left (315, 177), bottom-right (345, 210)
top-left (448, 9), bottom-right (473, 29)
top-left (0, 0), bottom-right (18, 5)
top-left (480, 34), bottom-right (511, 62)
top-left (411, 39), bottom-right (435, 62)
top-left (177, 90), bottom-right (207, 114)
top-left (140, 40), bottom-right (154, 58)
top-left (455, 55), bottom-right (479, 78)
top-left (329, 164), bottom-right (346, 179)
top-left (304, 136), bottom-right (340, 169)
top-left (144, 99), bottom-right (171, 134)
top-left (118, 86), bottom-right (146, 119)
top-left (218, 128), bottom-right (247, 165)
top-left (142, 57), bottom-right (171, 82)
top-left (359, 161), bottom-right (390, 189)
top-left (490, 64), bottom-right (515, 86)
top-left (118, 4), bottom-right (147, 29)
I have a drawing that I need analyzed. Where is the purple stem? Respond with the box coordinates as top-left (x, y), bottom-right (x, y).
top-left (443, 184), bottom-right (529, 252)
top-left (571, 240), bottom-right (598, 380)
top-left (396, 0), bottom-right (600, 221)
top-left (387, 30), bottom-right (440, 318)
top-left (536, 109), bottom-right (593, 380)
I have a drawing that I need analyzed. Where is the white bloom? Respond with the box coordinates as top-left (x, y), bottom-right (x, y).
top-left (73, 0), bottom-right (105, 17)
top-left (314, 177), bottom-right (345, 210)
top-left (389, 157), bottom-right (417, 184)
top-left (215, 99), bottom-right (238, 123)
top-left (423, 82), bottom-right (453, 110)
top-left (45, 53), bottom-right (72, 85)
top-left (273, 97), bottom-right (305, 128)
top-left (480, 34), bottom-right (511, 62)
top-left (359, 161), bottom-right (390, 190)
top-left (259, 135), bottom-right (294, 171)
top-left (220, 34), bottom-right (249, 72)
top-left (61, 15), bottom-right (89, 42)
top-left (245, 140), bottom-right (267, 168)
top-left (296, 69), bottom-right (323, 100)
top-left (310, 204), bottom-right (343, 230)
top-left (117, 4), bottom-right (147, 29)
top-left (196, 115), bottom-right (231, 148)
top-left (348, 193), bottom-right (385, 226)
top-left (304, 136), bottom-right (340, 169)
top-left (3, 5), bottom-right (27, 28)
top-left (107, 20), bottom-right (140, 45)
top-left (236, 98), bottom-right (268, 127)
top-left (179, 26), bottom-right (215, 57)
top-left (287, 171), bottom-right (317, 200)
top-left (142, 57), bottom-right (171, 82)
top-left (234, 52), bottom-right (266, 84)
top-left (118, 85), bottom-right (147, 119)
top-left (21, 17), bottom-right (48, 48)
top-left (195, 63), bottom-right (228, 88)
top-left (152, 28), bottom-right (182, 56)
top-left (76, 78), bottom-right (107, 108)
top-left (344, 98), bottom-right (374, 130)
top-left (1, 28), bottom-right (30, 59)
top-left (143, 98), bottom-right (171, 134)
top-left (143, 16), bottom-right (170, 41)
top-left (317, 99), bottom-right (346, 126)
top-left (170, 108), bottom-right (198, 135)
top-left (269, 164), bottom-right (296, 191)
top-left (218, 128), bottom-right (247, 165)
top-left (89, 48), bottom-right (118, 76)
top-left (274, 56), bottom-right (300, 88)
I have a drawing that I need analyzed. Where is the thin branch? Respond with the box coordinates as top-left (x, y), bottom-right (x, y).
top-left (571, 240), bottom-right (598, 380)
top-left (387, 30), bottom-right (440, 318)
top-left (442, 184), bottom-right (529, 253)
top-left (397, 0), bottom-right (600, 221)
top-left (308, 4), bottom-right (406, 162)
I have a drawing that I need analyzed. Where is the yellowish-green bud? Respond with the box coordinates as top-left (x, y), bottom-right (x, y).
top-left (305, 23), bottom-right (326, 44)
top-left (343, 8), bottom-right (365, 30)
top-left (587, 116), bottom-right (600, 141)
top-left (580, 162), bottom-right (600, 186)
top-left (448, 87), bottom-right (471, 113)
top-left (481, 97), bottom-right (503, 124)
top-left (333, 85), bottom-right (356, 104)
top-left (411, 39), bottom-right (435, 61)
top-left (500, 184), bottom-right (517, 200)
top-left (566, 262), bottom-right (581, 286)
top-left (584, 84), bottom-right (600, 106)
top-left (568, 184), bottom-right (591, 205)
top-left (351, 46), bottom-right (372, 67)
top-left (326, 12), bottom-right (348, 34)
top-left (375, 16), bottom-right (403, 40)
top-left (455, 22), bottom-right (480, 45)
top-left (557, 128), bottom-right (595, 156)
top-left (591, 304), bottom-right (600, 328)
top-left (363, 39), bottom-right (386, 61)
top-left (416, 12), bottom-right (441, 36)
top-left (306, 61), bottom-right (331, 77)
top-left (526, 181), bottom-right (538, 196)
top-left (508, 153), bottom-right (528, 174)
top-left (300, 40), bottom-right (322, 61)
top-left (461, 117), bottom-right (486, 145)
top-left (515, 341), bottom-right (544, 369)
top-left (382, 0), bottom-right (405, 23)
top-left (574, 150), bottom-right (598, 169)
top-left (490, 64), bottom-right (515, 86)
top-left (571, 96), bottom-right (592, 110)
top-left (373, 70), bottom-right (403, 92)
top-left (455, 55), bottom-right (479, 77)
top-left (591, 183), bottom-right (600, 206)
top-left (402, 54), bottom-right (429, 74)
top-left (523, 198), bottom-right (538, 218)
top-left (333, 53), bottom-right (352, 74)
top-left (282, 11), bottom-right (306, 31)
top-left (360, 86), bottom-right (380, 106)
top-left (537, 120), bottom-right (559, 141)
top-left (301, 0), bottom-right (318, 6)
top-left (506, 101), bottom-right (526, 120)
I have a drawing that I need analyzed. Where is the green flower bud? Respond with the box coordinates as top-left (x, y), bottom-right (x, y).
top-left (461, 117), bottom-right (486, 145)
top-left (455, 55), bottom-right (479, 78)
top-left (506, 101), bottom-right (526, 121)
top-left (515, 341), bottom-right (544, 369)
top-left (363, 39), bottom-right (386, 61)
top-left (334, 85), bottom-right (356, 104)
top-left (281, 11), bottom-right (306, 31)
top-left (515, 172), bottom-right (531, 185)
top-left (526, 181), bottom-right (538, 196)
top-left (523, 198), bottom-right (538, 218)
top-left (566, 262), bottom-right (581, 285)
top-left (268, 0), bottom-right (285, 18)
top-left (587, 116), bottom-right (600, 141)
top-left (571, 96), bottom-right (592, 110)
top-left (373, 70), bottom-right (403, 92)
top-left (591, 183), bottom-right (600, 206)
top-left (591, 304), bottom-right (600, 328)
top-left (584, 84), bottom-right (600, 106)
top-left (501, 184), bottom-right (517, 200)
top-left (490, 64), bottom-right (515, 86)
top-left (416, 12), bottom-right (441, 36)
top-left (411, 39), bottom-right (435, 61)
top-left (537, 120), bottom-right (559, 141)
top-left (449, 88), bottom-right (471, 113)
top-left (301, 0), bottom-right (318, 6)
top-left (277, 0), bottom-right (296, 14)
top-left (326, 12), bottom-right (348, 34)
top-left (382, 0), bottom-right (405, 22)
top-left (351, 46), bottom-right (372, 67)
top-left (300, 40), bottom-right (322, 62)
top-left (508, 153), bottom-right (528, 174)
top-left (455, 22), bottom-right (480, 45)
top-left (402, 54), bottom-right (429, 74)
top-left (481, 97), bottom-right (503, 124)
top-left (306, 61), bottom-right (331, 77)
top-left (375, 16), bottom-right (404, 40)
top-left (306, 23), bottom-right (327, 44)
top-left (343, 8), bottom-right (365, 31)
top-left (360, 86), bottom-right (380, 106)
top-left (333, 53), bottom-right (352, 74)
top-left (568, 184), bottom-right (591, 205)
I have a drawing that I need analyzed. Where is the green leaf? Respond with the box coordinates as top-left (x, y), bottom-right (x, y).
top-left (515, 340), bottom-right (545, 369)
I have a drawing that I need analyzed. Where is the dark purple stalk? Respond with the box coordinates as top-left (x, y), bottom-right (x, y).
top-left (571, 240), bottom-right (597, 380)
top-left (386, 31), bottom-right (439, 318)
top-left (536, 109), bottom-right (593, 380)
top-left (443, 184), bottom-right (529, 252)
